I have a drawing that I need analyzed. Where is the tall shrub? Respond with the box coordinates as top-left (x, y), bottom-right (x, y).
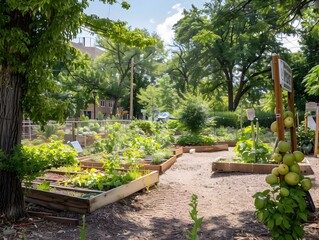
top-left (180, 96), bottom-right (209, 133)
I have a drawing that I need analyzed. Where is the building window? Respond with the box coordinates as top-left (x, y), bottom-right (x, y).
top-left (100, 100), bottom-right (105, 107)
top-left (108, 101), bottom-right (113, 108)
top-left (83, 111), bottom-right (92, 119)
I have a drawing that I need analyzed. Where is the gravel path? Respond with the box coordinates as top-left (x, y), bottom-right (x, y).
top-left (6, 148), bottom-right (319, 239)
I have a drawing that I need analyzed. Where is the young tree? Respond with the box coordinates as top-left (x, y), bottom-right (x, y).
top-left (157, 74), bottom-right (179, 113)
top-left (137, 84), bottom-right (160, 120)
top-left (0, 0), bottom-right (154, 220)
top-left (95, 33), bottom-right (165, 116)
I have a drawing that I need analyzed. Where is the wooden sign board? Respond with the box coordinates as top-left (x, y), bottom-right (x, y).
top-left (305, 102), bottom-right (318, 111)
top-left (246, 109), bottom-right (255, 121)
top-left (278, 59), bottom-right (292, 92)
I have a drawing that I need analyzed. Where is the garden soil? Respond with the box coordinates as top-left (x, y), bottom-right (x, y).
top-left (3, 148), bottom-right (319, 240)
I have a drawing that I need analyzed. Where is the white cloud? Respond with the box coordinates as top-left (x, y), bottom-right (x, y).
top-left (149, 18), bottom-right (155, 24)
top-left (156, 3), bottom-right (184, 46)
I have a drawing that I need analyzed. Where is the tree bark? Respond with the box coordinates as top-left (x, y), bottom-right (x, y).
top-left (0, 68), bottom-right (26, 220)
top-left (112, 98), bottom-right (119, 116)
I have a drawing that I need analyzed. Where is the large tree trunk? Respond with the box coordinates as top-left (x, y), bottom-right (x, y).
top-left (0, 69), bottom-right (26, 220)
top-left (112, 98), bottom-right (119, 116)
top-left (224, 68), bottom-right (234, 111)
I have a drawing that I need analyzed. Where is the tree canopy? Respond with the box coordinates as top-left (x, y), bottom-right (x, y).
top-left (0, 0), bottom-right (156, 220)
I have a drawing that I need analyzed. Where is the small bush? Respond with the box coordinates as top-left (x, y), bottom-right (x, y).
top-left (176, 133), bottom-right (216, 146)
top-left (213, 111), bottom-right (239, 128)
top-left (129, 120), bottom-right (154, 135)
top-left (180, 98), bottom-right (209, 133)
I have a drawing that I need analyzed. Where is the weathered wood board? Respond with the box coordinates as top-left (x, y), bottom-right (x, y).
top-left (183, 144), bottom-right (229, 153)
top-left (124, 155), bottom-right (177, 174)
top-left (212, 157), bottom-right (314, 175)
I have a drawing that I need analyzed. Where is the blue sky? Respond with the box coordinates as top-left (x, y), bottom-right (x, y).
top-left (85, 0), bottom-right (208, 45)
top-left (84, 0), bottom-right (300, 51)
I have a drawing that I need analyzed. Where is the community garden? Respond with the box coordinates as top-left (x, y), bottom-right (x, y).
top-left (1, 1), bottom-right (319, 240)
top-left (2, 89), bottom-right (319, 239)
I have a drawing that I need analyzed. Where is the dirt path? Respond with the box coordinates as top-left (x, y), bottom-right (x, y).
top-left (5, 149), bottom-right (319, 239)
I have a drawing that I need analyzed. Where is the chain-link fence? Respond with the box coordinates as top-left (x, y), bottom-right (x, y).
top-left (22, 119), bottom-right (131, 148)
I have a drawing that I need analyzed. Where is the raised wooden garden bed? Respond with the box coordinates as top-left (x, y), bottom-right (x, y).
top-left (77, 152), bottom-right (114, 168)
top-left (23, 170), bottom-right (159, 213)
top-left (183, 144), bottom-right (229, 153)
top-left (124, 155), bottom-right (177, 174)
top-left (212, 157), bottom-right (314, 175)
top-left (169, 146), bottom-right (183, 157)
top-left (80, 155), bottom-right (177, 174)
top-left (217, 141), bottom-right (237, 147)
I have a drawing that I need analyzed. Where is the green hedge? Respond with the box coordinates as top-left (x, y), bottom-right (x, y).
top-left (213, 111), bottom-right (240, 128)
top-left (213, 111), bottom-right (279, 129)
top-left (211, 110), bottom-right (305, 129)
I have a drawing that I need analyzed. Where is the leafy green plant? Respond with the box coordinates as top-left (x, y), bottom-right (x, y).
top-left (253, 185), bottom-right (309, 240)
top-left (37, 181), bottom-right (50, 191)
top-left (80, 215), bottom-right (86, 240)
top-left (39, 124), bottom-right (58, 140)
top-left (70, 171), bottom-right (137, 191)
top-left (167, 119), bottom-right (184, 132)
top-left (234, 125), bottom-right (271, 163)
top-left (296, 123), bottom-right (315, 154)
top-left (129, 120), bottom-right (155, 135)
top-left (213, 111), bottom-right (240, 128)
top-left (153, 123), bottom-right (175, 148)
top-left (151, 151), bottom-right (165, 165)
top-left (234, 140), bottom-right (271, 163)
top-left (177, 133), bottom-right (216, 146)
top-left (186, 194), bottom-right (203, 240)
top-left (213, 126), bottom-right (239, 141)
top-left (180, 97), bottom-right (209, 134)
top-left (0, 141), bottom-right (78, 185)
top-left (92, 123), bottom-right (130, 153)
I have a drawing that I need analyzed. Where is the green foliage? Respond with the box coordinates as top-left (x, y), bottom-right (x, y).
top-left (296, 123), bottom-right (315, 154)
top-left (254, 112), bottom-right (276, 129)
top-left (180, 96), bottom-right (209, 133)
top-left (153, 123), bottom-right (175, 149)
top-left (92, 123), bottom-right (130, 153)
top-left (37, 181), bottom-right (50, 191)
top-left (303, 64), bottom-right (319, 96)
top-left (167, 120), bottom-right (183, 131)
top-left (157, 74), bottom-right (179, 113)
top-left (213, 126), bottom-right (239, 142)
top-left (173, 1), bottom-right (282, 111)
top-left (186, 194), bottom-right (203, 240)
top-left (234, 125), bottom-right (271, 163)
top-left (151, 151), bottom-right (166, 165)
top-left (80, 215), bottom-right (87, 240)
top-left (129, 120), bottom-right (155, 135)
top-left (213, 112), bottom-right (240, 128)
top-left (234, 140), bottom-right (271, 163)
top-left (177, 133), bottom-right (216, 146)
top-left (97, 112), bottom-right (104, 120)
top-left (137, 85), bottom-right (159, 119)
top-left (69, 168), bottom-right (142, 191)
top-left (39, 125), bottom-right (58, 140)
top-left (91, 121), bottom-right (174, 157)
top-left (213, 111), bottom-right (276, 129)
top-left (149, 148), bottom-right (172, 165)
top-left (253, 185), bottom-right (309, 240)
top-left (0, 141), bottom-right (77, 184)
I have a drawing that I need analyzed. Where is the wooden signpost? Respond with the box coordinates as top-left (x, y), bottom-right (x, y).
top-left (271, 54), bottom-right (297, 151)
top-left (305, 102), bottom-right (319, 157)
